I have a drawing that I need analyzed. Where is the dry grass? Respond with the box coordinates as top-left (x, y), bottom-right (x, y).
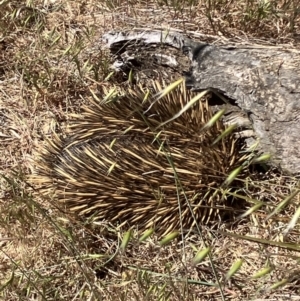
top-left (1, 0), bottom-right (300, 300)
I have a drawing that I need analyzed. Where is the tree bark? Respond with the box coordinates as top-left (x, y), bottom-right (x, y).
top-left (102, 30), bottom-right (300, 176)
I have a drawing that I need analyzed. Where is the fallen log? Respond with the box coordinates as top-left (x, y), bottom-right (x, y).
top-left (102, 30), bottom-right (300, 176)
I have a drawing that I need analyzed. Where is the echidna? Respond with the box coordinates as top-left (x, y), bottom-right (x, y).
top-left (31, 80), bottom-right (249, 236)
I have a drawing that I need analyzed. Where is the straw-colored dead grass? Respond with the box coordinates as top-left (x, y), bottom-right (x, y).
top-left (1, 0), bottom-right (300, 300)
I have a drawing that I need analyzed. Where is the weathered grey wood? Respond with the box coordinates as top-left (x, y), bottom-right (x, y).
top-left (102, 30), bottom-right (300, 176)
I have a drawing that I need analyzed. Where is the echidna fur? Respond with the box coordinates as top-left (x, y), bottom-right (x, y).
top-left (31, 80), bottom-right (248, 236)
